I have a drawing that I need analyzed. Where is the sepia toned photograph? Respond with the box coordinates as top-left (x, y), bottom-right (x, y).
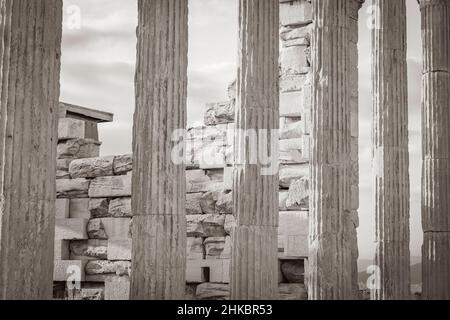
top-left (0, 0), bottom-right (449, 308)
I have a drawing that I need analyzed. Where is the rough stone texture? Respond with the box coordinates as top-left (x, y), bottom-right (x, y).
top-left (57, 139), bottom-right (101, 159)
top-left (85, 260), bottom-right (131, 276)
top-left (230, 0), bottom-right (280, 300)
top-left (187, 215), bottom-right (226, 238)
top-left (204, 101), bottom-right (235, 126)
top-left (69, 156), bottom-right (114, 179)
top-left (187, 237), bottom-right (204, 260)
top-left (130, 0), bottom-right (188, 300)
top-left (105, 276), bottom-right (130, 300)
top-left (196, 283), bottom-right (230, 300)
top-left (70, 240), bottom-right (108, 260)
top-left (89, 198), bottom-right (110, 218)
top-left (57, 179), bottom-right (90, 199)
top-left (107, 240), bottom-right (132, 261)
top-left (372, 0), bottom-right (411, 300)
top-left (308, 0), bottom-right (360, 300)
top-left (109, 197), bottom-right (132, 217)
top-left (0, 0), bottom-right (62, 299)
top-left (89, 174), bottom-right (132, 198)
top-left (113, 154), bottom-right (133, 175)
top-left (278, 284), bottom-right (308, 300)
top-left (419, 0), bottom-right (450, 300)
top-left (58, 118), bottom-right (86, 141)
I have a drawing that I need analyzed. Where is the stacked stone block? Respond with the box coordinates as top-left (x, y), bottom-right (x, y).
top-left (52, 0), bottom-right (313, 300)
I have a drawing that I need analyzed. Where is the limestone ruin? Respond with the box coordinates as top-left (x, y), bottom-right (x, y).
top-left (1, 0), bottom-right (449, 300)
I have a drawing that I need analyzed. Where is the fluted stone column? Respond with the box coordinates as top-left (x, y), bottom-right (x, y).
top-left (371, 0), bottom-right (411, 300)
top-left (0, 0), bottom-right (62, 299)
top-left (230, 0), bottom-right (279, 300)
top-left (419, 0), bottom-right (450, 300)
top-left (131, 0), bottom-right (188, 300)
top-left (308, 0), bottom-right (359, 300)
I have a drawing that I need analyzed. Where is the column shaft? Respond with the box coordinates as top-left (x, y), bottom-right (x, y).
top-left (419, 0), bottom-right (450, 300)
top-left (309, 0), bottom-right (359, 300)
top-left (231, 0), bottom-right (280, 300)
top-left (371, 0), bottom-right (411, 300)
top-left (131, 0), bottom-right (188, 300)
top-left (0, 0), bottom-right (62, 299)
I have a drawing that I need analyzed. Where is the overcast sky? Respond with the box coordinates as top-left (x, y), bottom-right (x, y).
top-left (60, 0), bottom-right (423, 260)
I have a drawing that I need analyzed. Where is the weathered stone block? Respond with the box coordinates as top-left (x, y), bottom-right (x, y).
top-left (87, 219), bottom-right (108, 240)
top-left (89, 174), bottom-right (132, 198)
top-left (204, 101), bottom-right (235, 125)
top-left (187, 214), bottom-right (226, 238)
top-left (70, 198), bottom-right (90, 219)
top-left (57, 139), bottom-right (101, 159)
top-left (70, 285), bottom-right (104, 301)
top-left (205, 236), bottom-right (231, 260)
top-left (224, 215), bottom-right (236, 235)
top-left (200, 192), bottom-right (216, 214)
top-left (88, 218), bottom-right (131, 240)
top-left (54, 240), bottom-right (70, 260)
top-left (58, 118), bottom-right (85, 141)
top-left (70, 240), bottom-right (108, 260)
top-left (56, 178), bottom-right (90, 199)
top-left (280, 45), bottom-right (309, 76)
top-left (215, 191), bottom-right (232, 214)
top-left (187, 237), bottom-right (204, 260)
top-left (278, 283), bottom-right (307, 300)
top-left (55, 218), bottom-right (88, 240)
top-left (280, 120), bottom-right (303, 140)
top-left (223, 167), bottom-right (233, 191)
top-left (105, 276), bottom-right (130, 300)
top-left (113, 154), bottom-right (133, 175)
top-left (69, 156), bottom-right (114, 179)
top-left (204, 237), bottom-right (226, 259)
top-left (107, 239), bottom-right (132, 261)
top-left (186, 259), bottom-right (230, 284)
top-left (286, 178), bottom-right (309, 209)
top-left (55, 199), bottom-right (70, 219)
top-left (108, 198), bottom-right (132, 217)
top-left (196, 283), bottom-right (230, 300)
top-left (57, 158), bottom-right (73, 171)
top-left (89, 198), bottom-right (110, 218)
top-left (279, 211), bottom-right (309, 257)
top-left (186, 193), bottom-right (203, 215)
top-left (57, 170), bottom-right (71, 180)
top-left (85, 260), bottom-right (131, 276)
top-left (186, 169), bottom-right (223, 193)
top-left (280, 91), bottom-right (303, 117)
top-left (279, 164), bottom-right (309, 188)
top-left (280, 0), bottom-right (312, 26)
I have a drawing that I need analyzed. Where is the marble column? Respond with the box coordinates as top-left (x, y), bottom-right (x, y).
top-left (0, 0), bottom-right (62, 299)
top-left (230, 0), bottom-right (280, 300)
top-left (419, 0), bottom-right (450, 300)
top-left (308, 0), bottom-right (359, 300)
top-left (130, 0), bottom-right (188, 300)
top-left (371, 0), bottom-right (411, 300)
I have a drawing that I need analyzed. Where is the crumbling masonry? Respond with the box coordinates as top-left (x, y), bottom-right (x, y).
top-left (1, 0), bottom-right (450, 300)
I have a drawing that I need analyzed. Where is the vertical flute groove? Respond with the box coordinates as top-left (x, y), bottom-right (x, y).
top-left (371, 0), bottom-right (411, 300)
top-left (419, 0), bottom-right (450, 300)
top-left (131, 0), bottom-right (188, 300)
top-left (309, 0), bottom-right (361, 300)
top-left (231, 0), bottom-right (279, 300)
top-left (0, 0), bottom-right (62, 300)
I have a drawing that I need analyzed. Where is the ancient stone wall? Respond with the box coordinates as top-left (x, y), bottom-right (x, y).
top-left (53, 0), bottom-right (313, 300)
